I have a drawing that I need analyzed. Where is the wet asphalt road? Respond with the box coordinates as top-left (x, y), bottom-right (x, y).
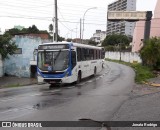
top-left (0, 61), bottom-right (135, 130)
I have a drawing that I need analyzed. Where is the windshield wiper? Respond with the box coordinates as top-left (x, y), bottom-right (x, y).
top-left (53, 49), bottom-right (62, 65)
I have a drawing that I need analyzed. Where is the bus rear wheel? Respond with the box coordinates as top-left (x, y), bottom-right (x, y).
top-left (102, 63), bottom-right (104, 68)
top-left (94, 67), bottom-right (97, 76)
top-left (76, 71), bottom-right (81, 84)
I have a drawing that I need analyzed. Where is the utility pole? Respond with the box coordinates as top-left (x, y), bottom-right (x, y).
top-left (55, 0), bottom-right (58, 42)
top-left (80, 19), bottom-right (82, 43)
top-left (52, 19), bottom-right (55, 42)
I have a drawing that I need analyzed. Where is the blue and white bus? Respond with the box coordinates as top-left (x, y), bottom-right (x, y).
top-left (37, 42), bottom-right (105, 85)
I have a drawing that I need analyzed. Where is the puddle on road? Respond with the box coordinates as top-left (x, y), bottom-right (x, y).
top-left (33, 102), bottom-right (47, 109)
top-left (32, 97), bottom-right (68, 110)
top-left (41, 90), bottom-right (63, 96)
top-left (0, 106), bottom-right (13, 112)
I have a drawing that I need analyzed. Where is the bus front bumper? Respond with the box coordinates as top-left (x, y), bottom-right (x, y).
top-left (37, 76), bottom-right (74, 84)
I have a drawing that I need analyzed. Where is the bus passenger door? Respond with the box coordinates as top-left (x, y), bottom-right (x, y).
top-left (71, 51), bottom-right (76, 70)
top-left (71, 51), bottom-right (77, 81)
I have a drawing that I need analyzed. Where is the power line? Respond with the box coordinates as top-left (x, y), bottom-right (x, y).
top-left (58, 2), bottom-right (107, 9)
top-left (0, 5), bottom-right (106, 18)
top-left (0, 1), bottom-right (106, 16)
top-left (59, 21), bottom-right (72, 32)
top-left (59, 20), bottom-right (106, 26)
top-left (0, 6), bottom-right (106, 21)
top-left (57, 6), bottom-right (72, 30)
top-left (0, 6), bottom-right (53, 16)
top-left (0, 0), bottom-right (53, 6)
top-left (0, 15), bottom-right (51, 21)
top-left (0, 2), bottom-right (53, 9)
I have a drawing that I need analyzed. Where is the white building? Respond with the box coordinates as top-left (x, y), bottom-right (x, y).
top-left (91, 30), bottom-right (106, 43)
top-left (107, 0), bottom-right (136, 36)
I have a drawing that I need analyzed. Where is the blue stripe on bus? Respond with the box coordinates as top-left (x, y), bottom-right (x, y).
top-left (37, 68), bottom-right (71, 79)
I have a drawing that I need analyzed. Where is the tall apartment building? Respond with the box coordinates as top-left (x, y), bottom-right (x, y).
top-left (107, 0), bottom-right (136, 36)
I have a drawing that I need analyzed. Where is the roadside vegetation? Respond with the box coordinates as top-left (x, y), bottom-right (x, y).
top-left (106, 59), bottom-right (155, 84)
top-left (140, 37), bottom-right (160, 70)
top-left (0, 33), bottom-right (18, 59)
top-left (104, 37), bottom-right (160, 84)
top-left (102, 34), bottom-right (132, 52)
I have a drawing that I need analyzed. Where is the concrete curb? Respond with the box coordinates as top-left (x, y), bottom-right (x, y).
top-left (143, 81), bottom-right (160, 87)
top-left (0, 82), bottom-right (38, 89)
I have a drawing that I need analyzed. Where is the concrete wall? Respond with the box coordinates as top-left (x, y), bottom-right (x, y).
top-left (105, 51), bottom-right (142, 63)
top-left (132, 0), bottom-right (160, 52)
top-left (132, 21), bottom-right (145, 52)
top-left (0, 54), bottom-right (3, 77)
top-left (4, 36), bottom-right (50, 77)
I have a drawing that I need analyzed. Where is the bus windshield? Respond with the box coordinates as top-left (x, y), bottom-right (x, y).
top-left (38, 50), bottom-right (69, 71)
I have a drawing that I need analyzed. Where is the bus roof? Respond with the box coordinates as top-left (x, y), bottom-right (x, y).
top-left (41, 42), bottom-right (102, 50)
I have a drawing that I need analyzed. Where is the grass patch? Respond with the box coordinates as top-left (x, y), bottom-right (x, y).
top-left (106, 58), bottom-right (155, 84)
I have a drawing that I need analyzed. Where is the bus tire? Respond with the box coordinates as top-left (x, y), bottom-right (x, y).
top-left (94, 67), bottom-right (97, 76)
top-left (76, 71), bottom-right (81, 84)
top-left (102, 63), bottom-right (104, 68)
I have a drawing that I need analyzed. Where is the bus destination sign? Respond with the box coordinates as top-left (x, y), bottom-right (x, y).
top-left (38, 44), bottom-right (69, 50)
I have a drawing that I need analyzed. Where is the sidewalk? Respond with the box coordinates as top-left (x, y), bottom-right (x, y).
top-left (111, 76), bottom-right (160, 130)
top-left (132, 76), bottom-right (160, 95)
top-left (0, 76), bottom-right (37, 88)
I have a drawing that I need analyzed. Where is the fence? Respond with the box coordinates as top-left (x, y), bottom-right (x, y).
top-left (105, 51), bottom-right (142, 63)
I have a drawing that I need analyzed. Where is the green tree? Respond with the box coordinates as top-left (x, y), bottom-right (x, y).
top-left (5, 28), bottom-right (21, 35)
top-left (6, 25), bottom-right (40, 35)
top-left (102, 34), bottom-right (130, 47)
top-left (140, 37), bottom-right (160, 69)
top-left (104, 45), bottom-right (115, 51)
top-left (0, 34), bottom-right (18, 59)
top-left (102, 34), bottom-right (131, 52)
top-left (28, 25), bottom-right (39, 33)
top-left (58, 35), bottom-right (65, 42)
top-left (66, 38), bottom-right (72, 42)
top-left (88, 40), bottom-right (98, 46)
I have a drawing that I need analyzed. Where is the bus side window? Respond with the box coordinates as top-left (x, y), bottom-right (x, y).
top-left (94, 50), bottom-right (96, 60)
top-left (90, 49), bottom-right (94, 60)
top-left (98, 50), bottom-right (100, 59)
top-left (96, 50), bottom-right (98, 59)
top-left (82, 48), bottom-right (85, 61)
top-left (77, 48), bottom-right (81, 61)
top-left (86, 49), bottom-right (90, 60)
top-left (71, 51), bottom-right (76, 69)
top-left (102, 49), bottom-right (105, 59)
top-left (99, 50), bottom-right (101, 59)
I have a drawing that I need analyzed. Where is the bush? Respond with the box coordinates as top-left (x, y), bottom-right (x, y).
top-left (140, 37), bottom-right (160, 69)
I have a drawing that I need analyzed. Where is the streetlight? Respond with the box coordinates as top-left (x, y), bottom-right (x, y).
top-left (81, 7), bottom-right (97, 44)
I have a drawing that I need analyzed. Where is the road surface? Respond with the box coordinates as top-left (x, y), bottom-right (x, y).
top-left (0, 61), bottom-right (135, 130)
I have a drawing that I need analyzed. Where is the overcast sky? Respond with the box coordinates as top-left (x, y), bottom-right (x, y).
top-left (0, 0), bottom-right (157, 39)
